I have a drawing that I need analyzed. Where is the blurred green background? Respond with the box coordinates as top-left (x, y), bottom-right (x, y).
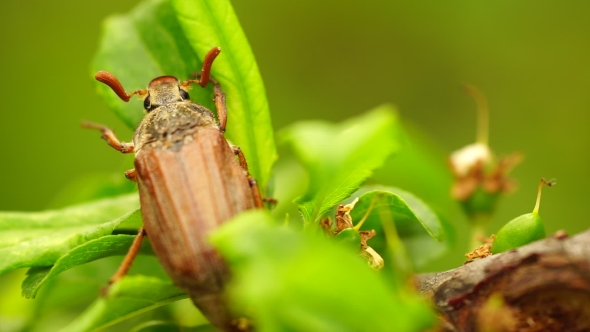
top-left (1, 1), bottom-right (589, 262)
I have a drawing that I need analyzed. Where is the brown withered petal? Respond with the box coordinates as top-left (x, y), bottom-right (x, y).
top-left (319, 217), bottom-right (333, 234)
top-left (465, 244), bottom-right (493, 262)
top-left (450, 159), bottom-right (485, 201)
top-left (482, 152), bottom-right (522, 194)
top-left (361, 247), bottom-right (385, 270)
top-left (359, 230), bottom-right (377, 249)
top-left (452, 176), bottom-right (480, 201)
top-left (450, 150), bottom-right (522, 201)
top-left (465, 235), bottom-right (495, 262)
top-left (335, 198), bottom-right (359, 232)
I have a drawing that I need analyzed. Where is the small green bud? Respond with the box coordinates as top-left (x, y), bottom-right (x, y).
top-left (461, 188), bottom-right (500, 219)
top-left (335, 228), bottom-right (361, 250)
top-left (491, 178), bottom-right (555, 254)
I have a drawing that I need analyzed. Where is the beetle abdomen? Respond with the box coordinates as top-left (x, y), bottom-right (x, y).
top-left (135, 127), bottom-right (256, 330)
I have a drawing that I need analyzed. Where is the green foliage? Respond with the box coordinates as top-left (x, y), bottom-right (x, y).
top-left (22, 232), bottom-right (153, 299)
top-left (334, 227), bottom-right (362, 249)
top-left (62, 275), bottom-right (186, 332)
top-left (350, 188), bottom-right (449, 268)
top-left (353, 189), bottom-right (444, 241)
top-left (280, 105), bottom-right (401, 225)
top-left (130, 321), bottom-right (214, 332)
top-left (0, 194), bottom-right (139, 276)
top-left (211, 210), bottom-right (435, 332)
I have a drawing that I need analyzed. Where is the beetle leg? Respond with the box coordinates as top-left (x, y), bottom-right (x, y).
top-left (184, 47), bottom-right (221, 88)
top-left (124, 169), bottom-right (137, 182)
top-left (82, 121), bottom-right (135, 153)
top-left (231, 145), bottom-right (249, 173)
top-left (210, 77), bottom-right (227, 133)
top-left (247, 178), bottom-right (277, 209)
top-left (247, 177), bottom-right (264, 208)
top-left (196, 47), bottom-right (221, 88)
top-left (107, 227), bottom-right (146, 287)
top-left (182, 48), bottom-right (227, 131)
top-left (231, 145), bottom-right (272, 209)
top-left (263, 197), bottom-right (278, 208)
top-left (186, 75), bottom-right (227, 132)
top-left (183, 48), bottom-right (226, 131)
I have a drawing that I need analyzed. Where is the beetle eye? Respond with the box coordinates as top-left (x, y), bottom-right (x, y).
top-left (180, 89), bottom-right (190, 100)
top-left (144, 96), bottom-right (152, 111)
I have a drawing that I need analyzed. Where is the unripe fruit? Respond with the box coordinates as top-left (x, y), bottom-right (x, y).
top-left (491, 178), bottom-right (555, 253)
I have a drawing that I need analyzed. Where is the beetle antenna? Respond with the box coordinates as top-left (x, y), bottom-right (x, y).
top-left (182, 47), bottom-right (222, 88)
top-left (95, 71), bottom-right (147, 102)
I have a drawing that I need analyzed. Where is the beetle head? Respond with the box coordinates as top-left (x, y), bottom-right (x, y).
top-left (144, 76), bottom-right (191, 112)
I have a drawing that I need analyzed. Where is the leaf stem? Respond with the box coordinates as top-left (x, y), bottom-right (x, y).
top-left (353, 196), bottom-right (378, 231)
top-left (533, 178), bottom-right (556, 215)
top-left (469, 217), bottom-right (489, 251)
top-left (378, 205), bottom-right (412, 280)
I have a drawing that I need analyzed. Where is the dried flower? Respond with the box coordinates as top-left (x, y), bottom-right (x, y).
top-left (449, 85), bottom-right (521, 219)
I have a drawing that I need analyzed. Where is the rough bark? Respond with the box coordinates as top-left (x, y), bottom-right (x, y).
top-left (416, 229), bottom-right (590, 332)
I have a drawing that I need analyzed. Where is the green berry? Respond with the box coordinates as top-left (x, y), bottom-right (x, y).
top-left (491, 212), bottom-right (545, 253)
top-left (491, 178), bottom-right (555, 254)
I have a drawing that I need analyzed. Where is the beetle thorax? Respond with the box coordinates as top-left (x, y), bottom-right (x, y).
top-left (133, 102), bottom-right (218, 152)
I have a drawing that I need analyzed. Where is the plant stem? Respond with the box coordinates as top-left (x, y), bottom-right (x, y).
top-left (353, 196), bottom-right (377, 231)
top-left (378, 206), bottom-right (412, 282)
top-left (469, 214), bottom-right (491, 250)
top-left (533, 178), bottom-right (556, 215)
top-left (463, 84), bottom-right (489, 146)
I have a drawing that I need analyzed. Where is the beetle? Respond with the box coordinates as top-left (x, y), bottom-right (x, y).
top-left (84, 47), bottom-right (262, 331)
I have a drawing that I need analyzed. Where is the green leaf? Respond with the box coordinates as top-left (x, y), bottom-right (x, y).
top-left (130, 321), bottom-right (215, 332)
top-left (61, 275), bottom-right (187, 332)
top-left (353, 189), bottom-right (444, 241)
top-left (279, 105), bottom-right (401, 225)
top-left (47, 172), bottom-right (137, 209)
top-left (22, 228), bottom-right (154, 299)
top-left (350, 187), bottom-right (449, 268)
top-left (370, 122), bottom-right (461, 270)
top-left (0, 194), bottom-right (139, 276)
top-left (92, 0), bottom-right (207, 128)
top-left (372, 122), bottom-right (457, 217)
top-left (172, 0), bottom-right (277, 194)
top-left (92, 0), bottom-right (277, 193)
top-left (211, 210), bottom-right (434, 332)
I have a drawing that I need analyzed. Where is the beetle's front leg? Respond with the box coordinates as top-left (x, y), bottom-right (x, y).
top-left (210, 77), bottom-right (228, 133)
top-left (184, 47), bottom-right (227, 131)
top-left (82, 121), bottom-right (135, 153)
